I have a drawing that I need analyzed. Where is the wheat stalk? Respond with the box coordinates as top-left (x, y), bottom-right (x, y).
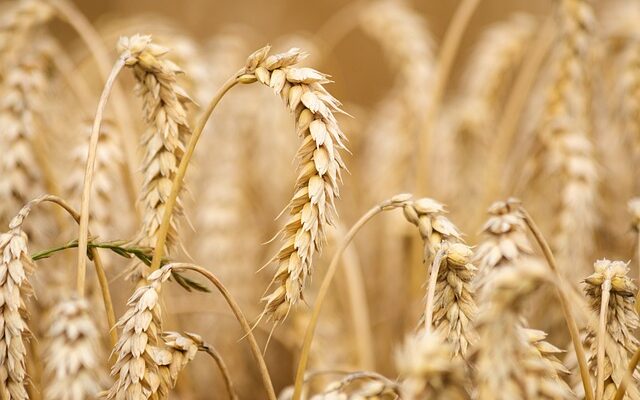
top-left (396, 331), bottom-right (470, 400)
top-left (583, 259), bottom-right (640, 399)
top-left (43, 295), bottom-right (108, 400)
top-left (238, 46), bottom-right (348, 322)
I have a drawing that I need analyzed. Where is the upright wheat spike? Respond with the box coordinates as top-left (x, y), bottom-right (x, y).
top-left (0, 0), bottom-right (53, 73)
top-left (396, 331), bottom-right (470, 400)
top-left (537, 0), bottom-right (598, 282)
top-left (43, 296), bottom-right (108, 400)
top-left (107, 266), bottom-right (173, 399)
top-left (474, 262), bottom-right (574, 400)
top-left (0, 204), bottom-right (39, 400)
top-left (117, 34), bottom-right (193, 265)
top-left (0, 45), bottom-right (52, 239)
top-left (239, 46), bottom-right (348, 322)
top-left (65, 120), bottom-right (123, 241)
top-left (359, 0), bottom-right (434, 193)
top-left (583, 260), bottom-right (640, 399)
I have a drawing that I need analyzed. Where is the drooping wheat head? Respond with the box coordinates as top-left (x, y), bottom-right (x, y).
top-left (240, 46), bottom-right (348, 322)
top-left (117, 34), bottom-right (193, 262)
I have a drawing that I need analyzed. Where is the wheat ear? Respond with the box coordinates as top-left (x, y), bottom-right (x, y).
top-left (474, 262), bottom-right (574, 400)
top-left (584, 260), bottom-right (640, 399)
top-left (106, 266), bottom-right (172, 399)
top-left (0, 212), bottom-right (37, 400)
top-left (396, 331), bottom-right (470, 400)
top-left (238, 46), bottom-right (348, 321)
top-left (43, 296), bottom-right (108, 400)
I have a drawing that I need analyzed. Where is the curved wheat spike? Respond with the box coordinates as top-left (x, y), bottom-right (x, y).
top-left (583, 260), bottom-right (640, 399)
top-left (474, 262), bottom-right (575, 400)
top-left (239, 46), bottom-right (348, 322)
top-left (312, 371), bottom-right (400, 399)
top-left (43, 296), bottom-right (109, 400)
top-left (396, 331), bottom-right (470, 400)
top-left (116, 34), bottom-right (194, 277)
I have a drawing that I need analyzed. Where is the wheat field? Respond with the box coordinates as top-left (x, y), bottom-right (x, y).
top-left (1, 0), bottom-right (640, 398)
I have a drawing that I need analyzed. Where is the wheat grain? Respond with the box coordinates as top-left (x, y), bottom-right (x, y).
top-left (240, 46), bottom-right (348, 322)
top-left (311, 372), bottom-right (400, 400)
top-left (43, 295), bottom-right (108, 400)
top-left (0, 203), bottom-right (41, 400)
top-left (117, 34), bottom-right (193, 271)
top-left (396, 331), bottom-right (470, 400)
top-left (583, 259), bottom-right (640, 399)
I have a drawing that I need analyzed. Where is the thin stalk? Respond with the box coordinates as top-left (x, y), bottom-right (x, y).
top-left (415, 0), bottom-right (481, 195)
top-left (23, 195), bottom-right (117, 346)
top-left (314, 0), bottom-right (365, 57)
top-left (336, 224), bottom-right (375, 370)
top-left (613, 346), bottom-right (640, 400)
top-left (424, 247), bottom-right (445, 334)
top-left (293, 203), bottom-right (387, 400)
top-left (76, 59), bottom-right (125, 296)
top-left (149, 72), bottom-right (242, 272)
top-left (46, 0), bottom-right (140, 219)
top-left (596, 279), bottom-right (611, 400)
top-left (519, 206), bottom-right (594, 400)
top-left (200, 344), bottom-right (239, 400)
top-left (170, 264), bottom-right (276, 400)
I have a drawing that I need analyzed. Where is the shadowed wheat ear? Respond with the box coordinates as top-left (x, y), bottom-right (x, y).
top-left (0, 207), bottom-right (38, 400)
top-left (396, 331), bottom-right (470, 400)
top-left (0, 45), bottom-right (53, 240)
top-left (43, 296), bottom-right (108, 400)
top-left (583, 260), bottom-right (640, 399)
top-left (239, 46), bottom-right (348, 322)
top-left (400, 197), bottom-right (477, 359)
top-left (106, 266), bottom-right (172, 399)
top-left (537, 0), bottom-right (598, 283)
top-left (474, 262), bottom-right (575, 400)
top-left (65, 120), bottom-right (123, 242)
top-left (155, 332), bottom-right (199, 392)
top-left (117, 34), bottom-right (193, 266)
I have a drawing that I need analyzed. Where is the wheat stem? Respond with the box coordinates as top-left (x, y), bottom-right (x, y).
top-left (200, 344), bottom-right (239, 400)
top-left (338, 225), bottom-right (375, 370)
top-left (424, 246), bottom-right (446, 334)
top-left (293, 202), bottom-right (388, 400)
top-left (613, 346), bottom-right (640, 400)
top-left (76, 58), bottom-right (125, 296)
top-left (415, 0), bottom-right (480, 195)
top-left (149, 71), bottom-right (242, 272)
top-left (169, 264), bottom-right (276, 400)
top-left (45, 0), bottom-right (140, 219)
top-left (519, 206), bottom-right (594, 400)
top-left (596, 279), bottom-right (611, 400)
